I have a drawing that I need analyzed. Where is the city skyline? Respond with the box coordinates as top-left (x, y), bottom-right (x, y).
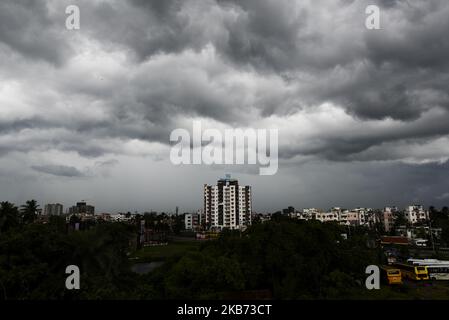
top-left (12, 191), bottom-right (447, 216)
top-left (1, 1), bottom-right (449, 213)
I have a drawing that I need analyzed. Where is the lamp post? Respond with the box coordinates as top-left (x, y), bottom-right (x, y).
top-left (429, 220), bottom-right (436, 255)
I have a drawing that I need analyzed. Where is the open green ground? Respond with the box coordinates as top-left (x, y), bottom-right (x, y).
top-left (128, 240), bottom-right (449, 299)
top-left (130, 240), bottom-right (203, 262)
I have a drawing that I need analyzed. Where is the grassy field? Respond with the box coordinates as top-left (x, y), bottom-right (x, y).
top-left (130, 240), bottom-right (203, 262)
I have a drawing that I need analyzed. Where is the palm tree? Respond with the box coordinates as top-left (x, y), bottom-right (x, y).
top-left (20, 200), bottom-right (39, 225)
top-left (0, 201), bottom-right (20, 234)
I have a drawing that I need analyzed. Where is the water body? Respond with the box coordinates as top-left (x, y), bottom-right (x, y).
top-left (131, 261), bottom-right (164, 274)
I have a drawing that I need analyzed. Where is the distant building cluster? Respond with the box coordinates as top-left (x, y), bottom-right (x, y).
top-left (297, 207), bottom-right (378, 226)
top-left (259, 204), bottom-right (430, 231)
top-left (377, 205), bottom-right (429, 232)
top-left (35, 180), bottom-right (434, 241)
top-left (38, 201), bottom-right (96, 223)
top-left (289, 207), bottom-right (376, 227)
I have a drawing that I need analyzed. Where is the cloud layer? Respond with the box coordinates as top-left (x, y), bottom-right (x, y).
top-left (1, 0), bottom-right (449, 211)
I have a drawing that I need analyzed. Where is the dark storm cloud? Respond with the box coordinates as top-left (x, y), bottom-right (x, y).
top-left (279, 106), bottom-right (449, 162)
top-left (1, 0), bottom-right (449, 210)
top-left (31, 164), bottom-right (85, 177)
top-left (217, 0), bottom-right (308, 70)
top-left (107, 0), bottom-right (449, 123)
top-left (1, 0), bottom-right (448, 155)
top-left (316, 63), bottom-right (449, 121)
top-left (0, 0), bottom-right (72, 65)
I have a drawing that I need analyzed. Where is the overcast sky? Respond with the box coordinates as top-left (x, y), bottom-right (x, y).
top-left (1, 0), bottom-right (449, 213)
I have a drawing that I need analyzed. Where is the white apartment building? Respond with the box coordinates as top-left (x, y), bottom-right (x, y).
top-left (110, 213), bottom-right (131, 222)
top-left (353, 207), bottom-right (375, 226)
top-left (314, 212), bottom-right (339, 222)
top-left (405, 205), bottom-right (429, 224)
top-left (302, 208), bottom-right (320, 215)
top-left (298, 208), bottom-right (319, 220)
top-left (204, 175), bottom-right (252, 230)
top-left (353, 208), bottom-right (369, 225)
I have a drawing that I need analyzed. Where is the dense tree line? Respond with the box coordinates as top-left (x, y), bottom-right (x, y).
top-left (0, 201), bottom-right (139, 299)
top-left (7, 200), bottom-right (438, 300)
top-left (429, 206), bottom-right (449, 246)
top-left (144, 218), bottom-right (380, 299)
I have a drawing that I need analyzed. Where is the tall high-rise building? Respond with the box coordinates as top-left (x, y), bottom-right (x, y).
top-left (203, 174), bottom-right (252, 230)
top-left (43, 203), bottom-right (64, 216)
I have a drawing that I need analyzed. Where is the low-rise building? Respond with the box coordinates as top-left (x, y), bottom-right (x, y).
top-left (314, 211), bottom-right (339, 223)
top-left (299, 208), bottom-right (318, 220)
top-left (383, 206), bottom-right (398, 232)
top-left (110, 213), bottom-right (131, 222)
top-left (185, 212), bottom-right (201, 230)
top-left (405, 205), bottom-right (429, 224)
top-left (339, 210), bottom-right (360, 226)
top-left (380, 236), bottom-right (409, 246)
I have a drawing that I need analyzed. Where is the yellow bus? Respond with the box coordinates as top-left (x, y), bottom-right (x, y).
top-left (392, 263), bottom-right (429, 281)
top-left (380, 266), bottom-right (402, 285)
